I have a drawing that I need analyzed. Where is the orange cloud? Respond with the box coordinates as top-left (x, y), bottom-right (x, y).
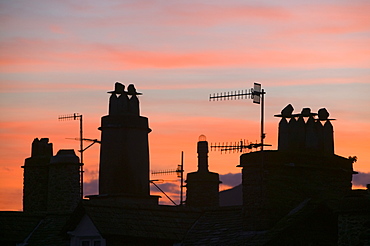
top-left (301, 4), bottom-right (370, 35)
top-left (161, 3), bottom-right (292, 25)
top-left (1, 32), bottom-right (369, 73)
top-left (49, 25), bottom-right (66, 34)
top-left (0, 80), bottom-right (108, 93)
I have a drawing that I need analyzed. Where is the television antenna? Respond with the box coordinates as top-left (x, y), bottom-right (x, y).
top-left (211, 140), bottom-right (271, 154)
top-left (209, 82), bottom-right (267, 151)
top-left (58, 113), bottom-right (84, 198)
top-left (151, 151), bottom-right (185, 206)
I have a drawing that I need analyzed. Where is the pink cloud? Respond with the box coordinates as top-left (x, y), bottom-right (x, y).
top-left (160, 3), bottom-right (292, 26)
top-left (308, 4), bottom-right (370, 34)
top-left (49, 25), bottom-right (66, 34)
top-left (83, 2), bottom-right (292, 29)
top-left (278, 3), bottom-right (370, 37)
top-left (1, 37), bottom-right (369, 73)
top-left (0, 80), bottom-right (107, 93)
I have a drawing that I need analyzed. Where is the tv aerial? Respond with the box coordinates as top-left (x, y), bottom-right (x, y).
top-left (151, 151), bottom-right (185, 206)
top-left (209, 82), bottom-right (269, 151)
top-left (211, 140), bottom-right (271, 154)
top-left (58, 113), bottom-right (101, 198)
top-left (58, 113), bottom-right (84, 198)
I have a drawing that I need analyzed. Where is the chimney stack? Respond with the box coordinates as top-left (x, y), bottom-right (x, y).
top-left (47, 149), bottom-right (81, 212)
top-left (97, 82), bottom-right (158, 204)
top-left (22, 138), bottom-right (53, 212)
top-left (240, 105), bottom-right (352, 230)
top-left (186, 135), bottom-right (221, 207)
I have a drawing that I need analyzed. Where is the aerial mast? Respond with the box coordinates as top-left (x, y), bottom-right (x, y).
top-left (209, 82), bottom-right (267, 151)
top-left (58, 113), bottom-right (84, 198)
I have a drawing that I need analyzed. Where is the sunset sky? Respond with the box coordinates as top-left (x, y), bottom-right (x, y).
top-left (1, 0), bottom-right (369, 210)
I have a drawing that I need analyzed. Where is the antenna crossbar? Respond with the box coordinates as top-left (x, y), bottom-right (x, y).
top-left (209, 89), bottom-right (255, 101)
top-left (58, 113), bottom-right (82, 121)
top-left (211, 140), bottom-right (271, 154)
top-left (151, 169), bottom-right (178, 175)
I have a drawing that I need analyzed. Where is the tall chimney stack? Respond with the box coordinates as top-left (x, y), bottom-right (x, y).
top-left (97, 82), bottom-right (157, 204)
top-left (186, 135), bottom-right (221, 207)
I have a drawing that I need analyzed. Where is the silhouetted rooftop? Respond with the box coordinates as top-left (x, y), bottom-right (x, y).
top-left (0, 212), bottom-right (43, 244)
top-left (65, 200), bottom-right (203, 243)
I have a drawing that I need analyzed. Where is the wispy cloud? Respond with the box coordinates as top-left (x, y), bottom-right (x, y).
top-left (83, 178), bottom-right (98, 196)
top-left (220, 172), bottom-right (242, 187)
top-left (0, 0), bottom-right (369, 211)
top-left (2, 31), bottom-right (369, 73)
top-left (352, 172), bottom-right (370, 188)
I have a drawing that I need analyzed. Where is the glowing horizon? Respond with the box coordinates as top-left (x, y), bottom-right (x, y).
top-left (1, 0), bottom-right (369, 210)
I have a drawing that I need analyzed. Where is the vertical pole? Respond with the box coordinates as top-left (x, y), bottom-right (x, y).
top-left (180, 151), bottom-right (184, 206)
top-left (261, 89), bottom-right (265, 151)
top-left (259, 90), bottom-right (265, 213)
top-left (79, 115), bottom-right (84, 199)
top-left (58, 113), bottom-right (84, 198)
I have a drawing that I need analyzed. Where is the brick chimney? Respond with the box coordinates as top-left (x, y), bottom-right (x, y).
top-left (22, 138), bottom-right (53, 212)
top-left (97, 83), bottom-right (158, 205)
top-left (186, 135), bottom-right (221, 207)
top-left (239, 105), bottom-right (353, 230)
top-left (47, 149), bottom-right (81, 212)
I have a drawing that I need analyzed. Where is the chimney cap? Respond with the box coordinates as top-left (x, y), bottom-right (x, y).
top-left (198, 134), bottom-right (207, 142)
top-left (50, 149), bottom-right (79, 164)
top-left (108, 82), bottom-right (125, 94)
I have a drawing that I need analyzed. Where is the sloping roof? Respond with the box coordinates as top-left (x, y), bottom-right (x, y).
top-left (338, 189), bottom-right (370, 213)
top-left (219, 184), bottom-right (243, 206)
top-left (253, 199), bottom-right (336, 245)
top-left (67, 199), bottom-right (203, 242)
top-left (182, 199), bottom-right (339, 246)
top-left (0, 211), bottom-right (72, 246)
top-left (181, 206), bottom-right (246, 246)
top-left (26, 213), bottom-right (71, 246)
top-left (0, 211), bottom-right (44, 245)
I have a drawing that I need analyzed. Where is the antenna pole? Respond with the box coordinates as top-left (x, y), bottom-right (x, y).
top-left (180, 151), bottom-right (184, 206)
top-left (58, 113), bottom-right (84, 198)
top-left (151, 151), bottom-right (185, 206)
top-left (150, 180), bottom-right (177, 206)
top-left (79, 114), bottom-right (84, 199)
top-left (209, 83), bottom-right (268, 152)
top-left (261, 89), bottom-right (265, 151)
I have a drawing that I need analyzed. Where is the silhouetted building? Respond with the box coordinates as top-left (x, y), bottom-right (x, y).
top-left (47, 149), bottom-right (81, 212)
top-left (98, 82), bottom-right (158, 204)
top-left (186, 135), bottom-right (221, 207)
top-left (337, 187), bottom-right (370, 245)
top-left (22, 139), bottom-right (81, 214)
top-left (22, 138), bottom-right (53, 213)
top-left (240, 105), bottom-right (353, 231)
top-left (1, 85), bottom-right (369, 246)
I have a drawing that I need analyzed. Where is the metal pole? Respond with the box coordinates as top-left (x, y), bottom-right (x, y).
top-left (150, 181), bottom-right (177, 206)
top-left (58, 113), bottom-right (84, 198)
top-left (180, 151), bottom-right (184, 206)
top-left (261, 89), bottom-right (265, 151)
top-left (79, 114), bottom-right (83, 199)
